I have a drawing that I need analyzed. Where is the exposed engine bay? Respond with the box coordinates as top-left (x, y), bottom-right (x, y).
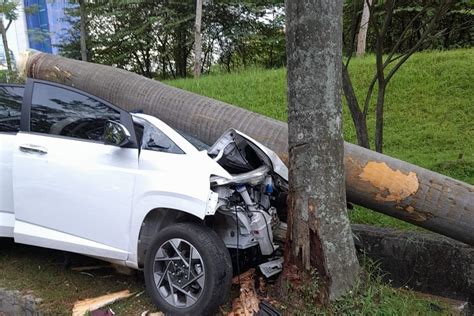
top-left (206, 130), bottom-right (288, 257)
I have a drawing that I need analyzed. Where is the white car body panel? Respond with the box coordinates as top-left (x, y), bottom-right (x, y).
top-left (14, 221), bottom-right (129, 260)
top-left (126, 148), bottom-right (229, 268)
top-left (13, 132), bottom-right (138, 260)
top-left (0, 81), bottom-right (287, 269)
top-left (0, 133), bottom-right (16, 237)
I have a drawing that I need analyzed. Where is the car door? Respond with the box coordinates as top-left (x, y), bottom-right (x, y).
top-left (13, 79), bottom-right (139, 260)
top-left (0, 84), bottom-right (24, 237)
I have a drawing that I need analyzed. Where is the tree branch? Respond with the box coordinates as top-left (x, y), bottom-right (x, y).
top-left (384, 5), bottom-right (430, 67)
top-left (5, 19), bottom-right (12, 32)
top-left (363, 73), bottom-right (378, 117)
top-left (386, 3), bottom-right (450, 84)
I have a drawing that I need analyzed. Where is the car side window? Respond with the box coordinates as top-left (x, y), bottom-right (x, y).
top-left (134, 119), bottom-right (184, 154)
top-left (0, 86), bottom-right (24, 133)
top-left (30, 83), bottom-right (121, 142)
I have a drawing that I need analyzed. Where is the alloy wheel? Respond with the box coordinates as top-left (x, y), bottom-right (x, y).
top-left (152, 238), bottom-right (206, 308)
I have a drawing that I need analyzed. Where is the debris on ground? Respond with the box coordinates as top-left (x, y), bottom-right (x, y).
top-left (71, 290), bottom-right (133, 316)
top-left (90, 309), bottom-right (115, 316)
top-left (140, 311), bottom-right (164, 316)
top-left (258, 301), bottom-right (282, 316)
top-left (228, 269), bottom-right (260, 316)
top-left (258, 258), bottom-right (283, 278)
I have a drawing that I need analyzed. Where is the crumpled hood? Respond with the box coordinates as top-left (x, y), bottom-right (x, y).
top-left (208, 129), bottom-right (288, 181)
top-left (187, 149), bottom-right (233, 179)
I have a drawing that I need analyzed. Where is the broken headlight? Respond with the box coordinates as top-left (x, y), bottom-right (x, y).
top-left (210, 165), bottom-right (270, 186)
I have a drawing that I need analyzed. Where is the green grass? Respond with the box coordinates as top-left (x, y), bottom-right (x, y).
top-left (165, 48), bottom-right (474, 229)
top-left (0, 239), bottom-right (157, 315)
top-left (270, 258), bottom-right (453, 315)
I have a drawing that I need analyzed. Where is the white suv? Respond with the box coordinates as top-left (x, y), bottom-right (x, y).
top-left (0, 79), bottom-right (288, 314)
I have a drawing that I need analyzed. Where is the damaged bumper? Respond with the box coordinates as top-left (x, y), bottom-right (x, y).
top-left (206, 129), bottom-right (288, 257)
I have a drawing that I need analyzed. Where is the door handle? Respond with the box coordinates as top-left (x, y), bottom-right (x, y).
top-left (19, 144), bottom-right (48, 155)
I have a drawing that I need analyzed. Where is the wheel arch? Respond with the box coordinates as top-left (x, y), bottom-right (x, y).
top-left (136, 208), bottom-right (202, 268)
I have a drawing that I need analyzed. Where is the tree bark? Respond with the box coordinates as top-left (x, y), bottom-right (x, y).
top-left (19, 52), bottom-right (474, 246)
top-left (356, 0), bottom-right (372, 57)
top-left (79, 0), bottom-right (87, 62)
top-left (285, 0), bottom-right (359, 300)
top-left (194, 0), bottom-right (203, 78)
top-left (0, 17), bottom-right (12, 72)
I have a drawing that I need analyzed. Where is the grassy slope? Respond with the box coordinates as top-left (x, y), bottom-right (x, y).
top-left (166, 49), bottom-right (474, 229)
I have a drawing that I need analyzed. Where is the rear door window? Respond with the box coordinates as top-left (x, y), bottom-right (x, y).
top-left (0, 86), bottom-right (24, 133)
top-left (30, 83), bottom-right (121, 142)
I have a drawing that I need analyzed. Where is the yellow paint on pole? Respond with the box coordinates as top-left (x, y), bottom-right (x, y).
top-left (359, 161), bottom-right (419, 203)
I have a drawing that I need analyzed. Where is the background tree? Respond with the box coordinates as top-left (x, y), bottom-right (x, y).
top-left (57, 0), bottom-right (286, 78)
top-left (194, 0), bottom-right (203, 78)
top-left (342, 0), bottom-right (466, 152)
top-left (356, 0), bottom-right (372, 56)
top-left (78, 0), bottom-right (87, 61)
top-left (285, 0), bottom-right (359, 301)
top-left (0, 0), bottom-right (18, 72)
top-left (55, 0), bottom-right (471, 82)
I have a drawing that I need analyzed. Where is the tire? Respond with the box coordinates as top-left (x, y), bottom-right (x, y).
top-left (144, 222), bottom-right (233, 315)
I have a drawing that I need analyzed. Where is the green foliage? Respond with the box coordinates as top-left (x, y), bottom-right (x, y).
top-left (0, 0), bottom-right (19, 21)
top-left (165, 49), bottom-right (474, 228)
top-left (0, 69), bottom-right (23, 83)
top-left (57, 0), bottom-right (285, 78)
top-left (56, 0), bottom-right (471, 77)
top-left (55, 5), bottom-right (83, 61)
top-left (343, 0), bottom-right (473, 55)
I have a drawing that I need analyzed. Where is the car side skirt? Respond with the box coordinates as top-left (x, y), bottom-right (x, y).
top-left (14, 220), bottom-right (129, 260)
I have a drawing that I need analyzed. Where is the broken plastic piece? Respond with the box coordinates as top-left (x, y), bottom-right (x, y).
top-left (259, 258), bottom-right (283, 278)
top-left (258, 301), bottom-right (282, 316)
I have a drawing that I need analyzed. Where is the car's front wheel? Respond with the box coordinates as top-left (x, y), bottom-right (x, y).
top-left (144, 222), bottom-right (232, 315)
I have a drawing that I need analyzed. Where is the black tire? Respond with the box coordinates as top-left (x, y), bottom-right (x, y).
top-left (144, 222), bottom-right (232, 315)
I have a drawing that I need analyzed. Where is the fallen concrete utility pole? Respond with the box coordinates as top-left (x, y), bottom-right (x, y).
top-left (19, 52), bottom-right (474, 245)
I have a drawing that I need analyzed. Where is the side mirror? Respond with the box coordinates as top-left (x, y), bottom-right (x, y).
top-left (104, 120), bottom-right (131, 147)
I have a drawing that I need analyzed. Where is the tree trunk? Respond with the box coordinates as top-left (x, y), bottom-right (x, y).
top-left (175, 29), bottom-right (188, 78)
top-left (194, 0), bottom-right (203, 78)
top-left (375, 85), bottom-right (385, 153)
top-left (342, 64), bottom-right (370, 148)
top-left (79, 0), bottom-right (87, 62)
top-left (285, 0), bottom-right (359, 301)
top-left (19, 52), bottom-right (474, 246)
top-left (0, 17), bottom-right (12, 72)
top-left (356, 0), bottom-right (372, 57)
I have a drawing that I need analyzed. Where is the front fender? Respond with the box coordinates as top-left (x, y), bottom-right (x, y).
top-left (125, 149), bottom-right (226, 267)
top-left (126, 190), bottom-right (218, 267)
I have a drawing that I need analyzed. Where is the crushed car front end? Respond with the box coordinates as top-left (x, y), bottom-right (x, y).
top-left (206, 129), bottom-right (288, 257)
